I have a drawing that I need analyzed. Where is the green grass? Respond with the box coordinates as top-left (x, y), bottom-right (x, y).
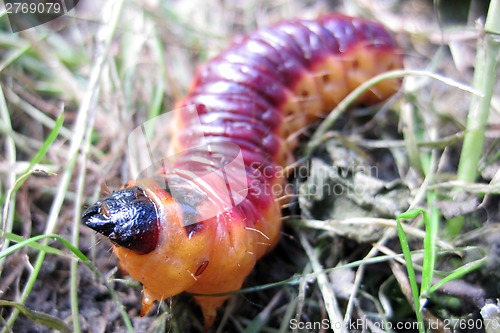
top-left (448, 0), bottom-right (500, 237)
top-left (396, 209), bottom-right (488, 332)
top-left (0, 0), bottom-right (499, 332)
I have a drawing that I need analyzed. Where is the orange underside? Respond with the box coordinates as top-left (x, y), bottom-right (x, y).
top-left (114, 44), bottom-right (402, 327)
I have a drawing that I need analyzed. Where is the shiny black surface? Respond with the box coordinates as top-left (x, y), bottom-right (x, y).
top-left (82, 186), bottom-right (160, 254)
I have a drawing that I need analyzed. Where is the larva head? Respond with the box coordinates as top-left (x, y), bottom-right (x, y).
top-left (82, 186), bottom-right (160, 254)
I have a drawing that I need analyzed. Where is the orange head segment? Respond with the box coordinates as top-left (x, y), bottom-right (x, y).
top-left (82, 178), bottom-right (221, 318)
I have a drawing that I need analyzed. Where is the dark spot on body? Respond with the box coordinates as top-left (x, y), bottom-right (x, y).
top-left (195, 260), bottom-right (209, 276)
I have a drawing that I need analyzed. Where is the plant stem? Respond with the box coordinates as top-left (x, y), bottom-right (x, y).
top-left (447, 0), bottom-right (500, 237)
top-left (456, 37), bottom-right (499, 182)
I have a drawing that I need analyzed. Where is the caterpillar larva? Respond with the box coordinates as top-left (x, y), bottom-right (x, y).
top-left (82, 14), bottom-right (403, 327)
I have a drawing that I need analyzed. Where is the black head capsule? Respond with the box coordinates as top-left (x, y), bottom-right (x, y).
top-left (82, 186), bottom-right (160, 254)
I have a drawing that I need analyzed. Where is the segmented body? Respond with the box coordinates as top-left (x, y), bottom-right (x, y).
top-left (83, 14), bottom-right (402, 327)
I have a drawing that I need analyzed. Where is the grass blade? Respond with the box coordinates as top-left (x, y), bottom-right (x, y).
top-left (0, 234), bottom-right (88, 262)
top-left (428, 256), bottom-right (487, 294)
top-left (2, 232), bottom-right (63, 256)
top-left (305, 69), bottom-right (479, 157)
top-left (0, 301), bottom-right (71, 333)
top-left (396, 210), bottom-right (425, 333)
top-left (419, 206), bottom-right (436, 296)
top-left (13, 112), bottom-right (64, 193)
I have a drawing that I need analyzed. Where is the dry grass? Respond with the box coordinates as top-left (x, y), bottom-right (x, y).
top-left (1, 0), bottom-right (499, 332)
